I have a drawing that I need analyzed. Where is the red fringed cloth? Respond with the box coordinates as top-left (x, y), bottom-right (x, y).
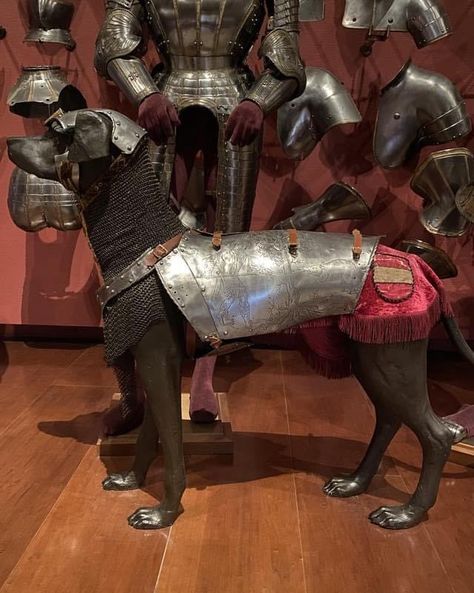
top-left (281, 245), bottom-right (454, 379)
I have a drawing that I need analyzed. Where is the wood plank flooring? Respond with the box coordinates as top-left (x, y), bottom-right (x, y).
top-left (0, 341), bottom-right (473, 593)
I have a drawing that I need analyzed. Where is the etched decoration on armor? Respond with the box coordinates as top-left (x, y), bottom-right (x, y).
top-left (277, 67), bottom-right (361, 160)
top-left (372, 252), bottom-right (414, 304)
top-left (7, 66), bottom-right (86, 119)
top-left (342, 0), bottom-right (451, 48)
top-left (8, 166), bottom-right (81, 232)
top-left (156, 230), bottom-right (379, 342)
top-left (299, 0), bottom-right (324, 21)
top-left (410, 148), bottom-right (474, 237)
top-left (24, 0), bottom-right (76, 50)
top-left (455, 183), bottom-right (474, 224)
top-left (374, 61), bottom-right (471, 169)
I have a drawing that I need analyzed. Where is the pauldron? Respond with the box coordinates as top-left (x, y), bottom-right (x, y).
top-left (277, 67), bottom-right (361, 160)
top-left (342, 0), bottom-right (451, 48)
top-left (374, 61), bottom-right (471, 169)
top-left (156, 230), bottom-right (379, 342)
top-left (410, 148), bottom-right (474, 237)
top-left (24, 0), bottom-right (76, 50)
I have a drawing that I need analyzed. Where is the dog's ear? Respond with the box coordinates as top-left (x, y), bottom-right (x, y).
top-left (68, 110), bottom-right (113, 163)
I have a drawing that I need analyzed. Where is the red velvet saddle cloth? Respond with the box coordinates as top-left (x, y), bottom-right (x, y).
top-left (277, 245), bottom-right (454, 378)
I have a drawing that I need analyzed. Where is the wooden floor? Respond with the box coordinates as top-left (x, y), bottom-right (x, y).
top-left (0, 340), bottom-right (473, 593)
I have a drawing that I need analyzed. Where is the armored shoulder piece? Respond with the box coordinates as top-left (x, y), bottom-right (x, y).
top-left (95, 0), bottom-right (158, 105)
top-left (374, 61), bottom-right (471, 169)
top-left (410, 148), bottom-right (473, 237)
top-left (343, 0), bottom-right (451, 48)
top-left (245, 0), bottom-right (305, 115)
top-left (277, 67), bottom-right (361, 160)
top-left (47, 108), bottom-right (147, 156)
top-left (24, 0), bottom-right (76, 50)
top-left (7, 66), bottom-right (86, 119)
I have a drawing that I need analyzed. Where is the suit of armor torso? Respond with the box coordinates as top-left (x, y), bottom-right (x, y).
top-left (95, 0), bottom-right (305, 232)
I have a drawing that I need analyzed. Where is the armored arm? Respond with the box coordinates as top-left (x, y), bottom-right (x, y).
top-left (245, 0), bottom-right (306, 115)
top-left (95, 0), bottom-right (158, 106)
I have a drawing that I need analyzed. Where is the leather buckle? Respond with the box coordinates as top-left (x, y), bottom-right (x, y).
top-left (212, 231), bottom-right (223, 251)
top-left (144, 243), bottom-right (169, 267)
top-left (288, 228), bottom-right (298, 256)
top-left (352, 229), bottom-right (363, 260)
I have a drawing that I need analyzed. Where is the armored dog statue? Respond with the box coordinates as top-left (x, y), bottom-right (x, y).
top-left (8, 109), bottom-right (474, 531)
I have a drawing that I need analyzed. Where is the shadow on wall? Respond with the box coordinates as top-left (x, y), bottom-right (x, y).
top-left (21, 230), bottom-right (101, 326)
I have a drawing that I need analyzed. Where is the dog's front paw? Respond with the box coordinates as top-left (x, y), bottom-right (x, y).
top-left (127, 504), bottom-right (183, 530)
top-left (323, 475), bottom-right (369, 498)
top-left (369, 504), bottom-right (426, 530)
top-left (102, 471), bottom-right (142, 491)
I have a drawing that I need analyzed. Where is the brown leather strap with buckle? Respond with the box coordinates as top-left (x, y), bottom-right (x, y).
top-left (97, 233), bottom-right (183, 311)
top-left (288, 228), bottom-right (299, 256)
top-left (352, 229), bottom-right (363, 260)
top-left (212, 231), bottom-right (223, 250)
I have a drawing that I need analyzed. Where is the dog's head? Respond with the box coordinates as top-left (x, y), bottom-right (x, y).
top-left (7, 109), bottom-right (146, 193)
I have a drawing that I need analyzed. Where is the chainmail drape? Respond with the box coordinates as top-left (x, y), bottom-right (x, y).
top-left (83, 140), bottom-right (185, 364)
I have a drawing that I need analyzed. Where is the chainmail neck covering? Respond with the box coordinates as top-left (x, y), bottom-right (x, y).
top-left (82, 140), bottom-right (185, 364)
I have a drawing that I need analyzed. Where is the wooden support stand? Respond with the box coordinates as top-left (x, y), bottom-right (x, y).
top-left (98, 392), bottom-right (233, 458)
top-left (449, 439), bottom-right (474, 468)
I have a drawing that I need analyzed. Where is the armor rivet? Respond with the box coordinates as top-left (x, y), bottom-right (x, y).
top-left (223, 331), bottom-right (228, 335)
top-left (127, 146), bottom-right (132, 151)
top-left (116, 121), bottom-right (121, 126)
top-left (394, 113), bottom-right (401, 120)
top-left (168, 285), bottom-right (172, 289)
top-left (129, 279), bottom-right (133, 283)
top-left (105, 285), bottom-right (109, 289)
top-left (204, 335), bottom-right (208, 340)
top-left (388, 18), bottom-right (393, 24)
top-left (114, 135), bottom-right (119, 140)
top-left (111, 289), bottom-right (115, 293)
top-left (201, 287), bottom-right (206, 292)
top-left (135, 133), bottom-right (140, 137)
top-left (120, 275), bottom-right (124, 279)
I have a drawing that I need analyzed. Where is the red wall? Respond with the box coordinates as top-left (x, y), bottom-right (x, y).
top-left (1, 1), bottom-right (473, 335)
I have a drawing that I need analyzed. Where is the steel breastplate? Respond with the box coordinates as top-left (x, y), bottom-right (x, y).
top-left (145, 0), bottom-right (264, 62)
top-left (374, 61), bottom-right (471, 169)
top-left (410, 148), bottom-right (473, 237)
top-left (156, 230), bottom-right (379, 341)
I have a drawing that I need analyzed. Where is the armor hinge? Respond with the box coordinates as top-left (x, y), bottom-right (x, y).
top-left (360, 25), bottom-right (390, 57)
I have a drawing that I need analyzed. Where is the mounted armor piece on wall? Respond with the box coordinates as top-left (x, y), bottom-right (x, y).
top-left (455, 182), bottom-right (474, 224)
top-left (342, 0), bottom-right (451, 48)
top-left (374, 61), bottom-right (471, 169)
top-left (277, 67), bottom-right (362, 160)
top-left (273, 182), bottom-right (371, 230)
top-left (7, 66), bottom-right (86, 119)
top-left (410, 148), bottom-right (474, 237)
top-left (8, 166), bottom-right (82, 232)
top-left (299, 0), bottom-right (324, 21)
top-left (24, 0), bottom-right (76, 50)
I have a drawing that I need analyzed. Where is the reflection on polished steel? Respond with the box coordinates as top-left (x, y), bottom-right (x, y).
top-left (410, 148), bottom-right (474, 237)
top-left (299, 0), bottom-right (324, 22)
top-left (7, 66), bottom-right (86, 118)
top-left (374, 61), bottom-right (471, 169)
top-left (95, 0), bottom-right (304, 233)
top-left (8, 166), bottom-right (81, 232)
top-left (342, 0), bottom-right (451, 48)
top-left (455, 183), bottom-right (474, 224)
top-left (277, 67), bottom-right (361, 160)
top-left (24, 0), bottom-right (76, 50)
top-left (157, 230), bottom-right (379, 342)
top-left (398, 239), bottom-right (458, 279)
top-left (274, 182), bottom-right (371, 230)
top-left (47, 108), bottom-right (147, 157)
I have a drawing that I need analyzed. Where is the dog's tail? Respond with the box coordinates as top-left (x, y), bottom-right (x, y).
top-left (442, 315), bottom-right (474, 364)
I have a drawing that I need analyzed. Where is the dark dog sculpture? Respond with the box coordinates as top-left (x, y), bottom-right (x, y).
top-left (8, 109), bottom-right (474, 531)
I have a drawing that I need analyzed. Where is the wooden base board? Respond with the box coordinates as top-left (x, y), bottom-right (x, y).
top-left (98, 392), bottom-right (233, 457)
top-left (449, 438), bottom-right (474, 468)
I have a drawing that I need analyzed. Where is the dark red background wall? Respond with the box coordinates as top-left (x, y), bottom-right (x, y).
top-left (1, 1), bottom-right (473, 336)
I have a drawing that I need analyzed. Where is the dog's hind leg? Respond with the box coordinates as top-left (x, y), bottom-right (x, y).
top-left (348, 339), bottom-right (453, 530)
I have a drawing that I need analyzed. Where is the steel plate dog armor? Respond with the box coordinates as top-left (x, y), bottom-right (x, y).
top-left (374, 61), bottom-right (471, 169)
top-left (410, 148), bottom-right (474, 237)
top-left (342, 0), bottom-right (451, 48)
top-left (7, 66), bottom-right (86, 119)
top-left (95, 0), bottom-right (305, 233)
top-left (277, 67), bottom-right (361, 160)
top-left (8, 166), bottom-right (81, 232)
top-left (156, 230), bottom-right (379, 341)
top-left (24, 0), bottom-right (76, 50)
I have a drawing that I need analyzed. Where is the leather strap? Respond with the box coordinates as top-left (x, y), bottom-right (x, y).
top-left (97, 233), bottom-right (183, 311)
top-left (352, 229), bottom-right (363, 259)
top-left (288, 228), bottom-right (298, 255)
